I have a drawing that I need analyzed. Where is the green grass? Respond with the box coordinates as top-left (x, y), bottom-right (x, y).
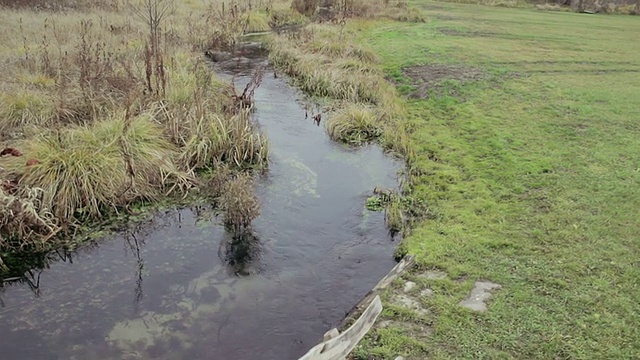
top-left (326, 103), bottom-right (382, 144)
top-left (350, 2), bottom-right (640, 359)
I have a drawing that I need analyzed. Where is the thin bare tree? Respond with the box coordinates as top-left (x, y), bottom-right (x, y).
top-left (130, 0), bottom-right (174, 94)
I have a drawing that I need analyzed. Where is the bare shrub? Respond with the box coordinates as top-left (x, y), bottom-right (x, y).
top-left (131, 0), bottom-right (175, 96)
top-left (292, 0), bottom-right (320, 15)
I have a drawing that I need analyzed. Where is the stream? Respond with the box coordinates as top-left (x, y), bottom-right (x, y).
top-left (0, 44), bottom-right (401, 360)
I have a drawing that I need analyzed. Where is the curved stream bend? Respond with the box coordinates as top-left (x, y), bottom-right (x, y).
top-left (0, 48), bottom-right (402, 360)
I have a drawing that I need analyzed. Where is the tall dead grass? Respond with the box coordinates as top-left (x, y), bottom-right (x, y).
top-left (219, 172), bottom-right (260, 232)
top-left (325, 103), bottom-right (382, 144)
top-left (3, 112), bottom-right (193, 221)
top-left (292, 0), bottom-right (425, 22)
top-left (270, 1), bottom-right (419, 237)
top-left (0, 0), bottom-right (275, 270)
top-left (173, 109), bottom-right (269, 171)
top-left (268, 25), bottom-right (409, 156)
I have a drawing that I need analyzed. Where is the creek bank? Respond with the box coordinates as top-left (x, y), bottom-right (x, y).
top-left (0, 45), bottom-right (403, 360)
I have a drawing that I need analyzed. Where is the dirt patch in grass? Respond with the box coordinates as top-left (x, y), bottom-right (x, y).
top-left (431, 14), bottom-right (465, 21)
top-left (402, 64), bottom-right (484, 99)
top-left (438, 28), bottom-right (500, 37)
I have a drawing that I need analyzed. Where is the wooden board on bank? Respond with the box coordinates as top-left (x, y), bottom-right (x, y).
top-left (338, 255), bottom-right (415, 330)
top-left (298, 295), bottom-right (383, 360)
top-left (297, 255), bottom-right (415, 360)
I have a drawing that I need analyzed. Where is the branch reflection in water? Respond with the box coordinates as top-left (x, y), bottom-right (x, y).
top-left (0, 205), bottom-right (219, 308)
top-left (219, 229), bottom-right (261, 277)
top-left (0, 268), bottom-right (43, 306)
top-left (123, 233), bottom-right (145, 309)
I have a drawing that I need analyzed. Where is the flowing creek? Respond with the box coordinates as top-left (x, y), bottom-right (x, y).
top-left (0, 44), bottom-right (402, 360)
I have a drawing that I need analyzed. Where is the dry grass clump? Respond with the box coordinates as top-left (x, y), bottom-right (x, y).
top-left (175, 110), bottom-right (269, 171)
top-left (219, 172), bottom-right (260, 232)
top-left (0, 90), bottom-right (56, 133)
top-left (335, 58), bottom-right (381, 75)
top-left (292, 0), bottom-right (319, 15)
top-left (384, 194), bottom-right (405, 236)
top-left (269, 37), bottom-right (385, 103)
top-left (307, 38), bottom-right (380, 63)
top-left (4, 113), bottom-right (193, 221)
top-left (326, 103), bottom-right (382, 144)
top-left (245, 10), bottom-right (272, 32)
top-left (269, 6), bottom-right (309, 28)
top-left (382, 5), bottom-right (427, 22)
top-left (268, 25), bottom-right (390, 104)
top-left (268, 26), bottom-right (409, 155)
top-left (0, 186), bottom-right (59, 251)
top-left (0, 109), bottom-right (196, 268)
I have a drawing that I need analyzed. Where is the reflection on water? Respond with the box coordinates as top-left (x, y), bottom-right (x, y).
top-left (0, 56), bottom-right (402, 359)
top-left (219, 230), bottom-right (262, 277)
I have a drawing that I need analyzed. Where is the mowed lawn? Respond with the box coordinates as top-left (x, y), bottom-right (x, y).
top-left (351, 3), bottom-right (640, 359)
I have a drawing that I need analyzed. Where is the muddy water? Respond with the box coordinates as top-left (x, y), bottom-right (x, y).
top-left (0, 49), bottom-right (401, 360)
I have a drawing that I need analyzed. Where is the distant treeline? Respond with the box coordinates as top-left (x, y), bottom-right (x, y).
top-left (437, 0), bottom-right (638, 14)
top-left (536, 0), bottom-right (639, 14)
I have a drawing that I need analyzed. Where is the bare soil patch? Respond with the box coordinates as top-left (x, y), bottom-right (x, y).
top-left (431, 14), bottom-right (465, 21)
top-left (402, 64), bottom-right (485, 99)
top-left (438, 28), bottom-right (500, 37)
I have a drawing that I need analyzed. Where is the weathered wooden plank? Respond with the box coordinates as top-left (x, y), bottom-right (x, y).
top-left (372, 255), bottom-right (415, 292)
top-left (323, 328), bottom-right (340, 342)
top-left (297, 255), bottom-right (416, 360)
top-left (298, 295), bottom-right (383, 360)
top-left (338, 255), bottom-right (415, 330)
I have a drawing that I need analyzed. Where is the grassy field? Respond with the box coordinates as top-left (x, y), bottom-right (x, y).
top-left (2, 0), bottom-right (639, 356)
top-left (348, 2), bottom-right (640, 359)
